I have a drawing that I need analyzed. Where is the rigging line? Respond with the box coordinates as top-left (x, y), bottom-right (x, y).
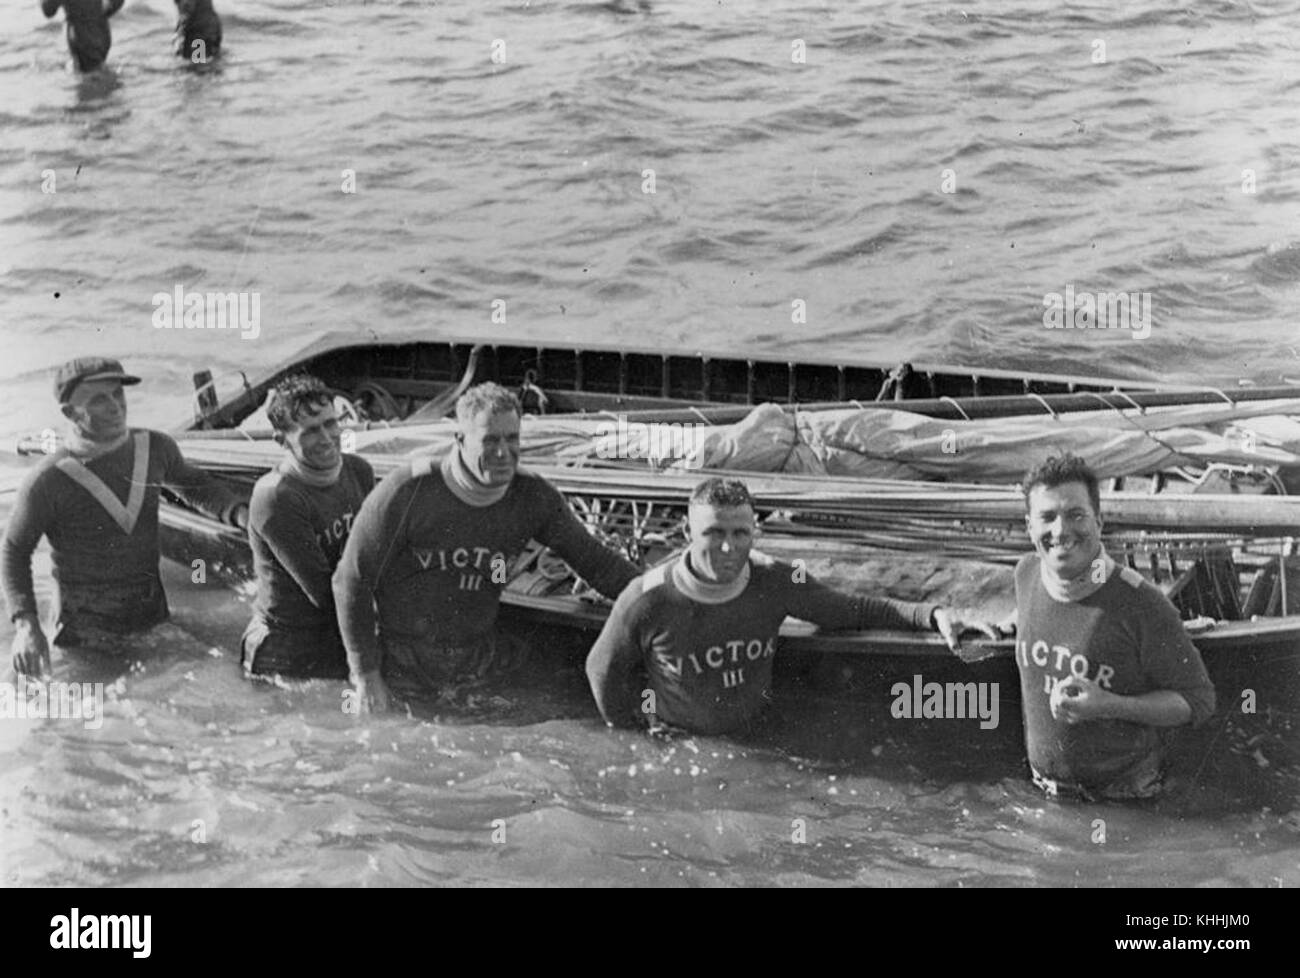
top-left (1024, 392), bottom-right (1058, 420)
top-left (1079, 389), bottom-right (1189, 460)
top-left (938, 396), bottom-right (971, 421)
top-left (1081, 390), bottom-right (1140, 426)
top-left (233, 129), bottom-right (290, 285)
top-left (1110, 390), bottom-right (1145, 413)
top-left (687, 406), bottom-right (715, 426)
top-left (1071, 390), bottom-right (1185, 462)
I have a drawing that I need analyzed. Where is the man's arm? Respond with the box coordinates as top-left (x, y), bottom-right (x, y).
top-left (534, 482), bottom-right (640, 600)
top-left (156, 432), bottom-right (247, 528)
top-left (332, 470), bottom-right (413, 683)
top-left (1051, 681), bottom-right (1192, 727)
top-left (2, 471), bottom-right (54, 677)
top-left (1137, 591), bottom-right (1216, 724)
top-left (779, 565), bottom-right (1001, 653)
top-left (780, 568), bottom-right (939, 633)
top-left (1052, 586), bottom-right (1215, 728)
top-left (585, 582), bottom-right (646, 728)
top-left (251, 482), bottom-right (335, 611)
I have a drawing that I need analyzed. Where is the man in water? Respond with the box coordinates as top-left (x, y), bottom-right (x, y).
top-left (1009, 453), bottom-right (1215, 799)
top-left (3, 358), bottom-right (249, 677)
top-left (242, 376), bottom-right (373, 680)
top-left (40, 0), bottom-right (125, 72)
top-left (334, 382), bottom-right (640, 712)
top-left (174, 0), bottom-right (221, 63)
top-left (586, 477), bottom-right (999, 736)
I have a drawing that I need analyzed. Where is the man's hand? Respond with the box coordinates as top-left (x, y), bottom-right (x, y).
top-left (351, 669), bottom-right (389, 714)
top-left (1050, 677), bottom-right (1192, 727)
top-left (1049, 675), bottom-right (1116, 724)
top-left (11, 616), bottom-right (51, 679)
top-left (933, 607), bottom-right (1002, 660)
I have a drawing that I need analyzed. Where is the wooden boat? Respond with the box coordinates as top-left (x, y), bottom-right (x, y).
top-left (119, 329), bottom-right (1300, 664)
top-left (179, 329), bottom-right (1300, 429)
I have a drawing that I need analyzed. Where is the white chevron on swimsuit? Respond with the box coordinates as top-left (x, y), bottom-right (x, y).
top-left (55, 431), bottom-right (151, 535)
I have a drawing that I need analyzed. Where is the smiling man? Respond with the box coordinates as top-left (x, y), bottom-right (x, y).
top-left (1013, 453), bottom-right (1215, 799)
top-left (586, 477), bottom-right (997, 736)
top-left (2, 358), bottom-right (247, 677)
top-left (242, 376), bottom-right (374, 679)
top-left (333, 382), bottom-right (639, 711)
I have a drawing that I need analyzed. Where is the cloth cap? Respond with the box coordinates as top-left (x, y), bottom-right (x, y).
top-left (55, 357), bottom-right (142, 403)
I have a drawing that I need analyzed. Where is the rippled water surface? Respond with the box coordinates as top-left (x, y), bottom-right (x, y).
top-left (1, 0), bottom-right (1299, 886)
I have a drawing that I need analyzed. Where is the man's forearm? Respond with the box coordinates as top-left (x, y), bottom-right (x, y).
top-left (165, 450), bottom-right (245, 526)
top-left (332, 572), bottom-right (381, 676)
top-left (1103, 690), bottom-right (1192, 727)
top-left (544, 506), bottom-right (639, 600)
top-left (1, 539), bottom-right (40, 623)
top-left (585, 633), bottom-right (639, 727)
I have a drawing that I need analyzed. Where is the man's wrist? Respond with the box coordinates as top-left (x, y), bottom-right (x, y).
top-left (1091, 688), bottom-right (1125, 721)
top-left (13, 612), bottom-right (41, 630)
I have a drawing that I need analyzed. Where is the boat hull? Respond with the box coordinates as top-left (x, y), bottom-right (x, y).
top-left (158, 506), bottom-right (1300, 661)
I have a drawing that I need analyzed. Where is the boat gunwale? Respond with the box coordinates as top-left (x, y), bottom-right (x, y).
top-left (178, 328), bottom-right (1189, 432)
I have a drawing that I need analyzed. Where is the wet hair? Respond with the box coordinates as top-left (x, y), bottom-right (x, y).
top-left (266, 375), bottom-right (333, 433)
top-left (1021, 453), bottom-right (1101, 516)
top-left (689, 477), bottom-right (754, 510)
top-left (455, 382), bottom-right (521, 426)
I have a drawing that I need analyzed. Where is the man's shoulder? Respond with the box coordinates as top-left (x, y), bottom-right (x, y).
top-left (508, 466), bottom-right (563, 502)
top-left (342, 452), bottom-right (374, 480)
top-left (250, 468), bottom-right (293, 508)
top-left (746, 551), bottom-right (805, 591)
top-left (1105, 565), bottom-right (1181, 616)
top-left (140, 428), bottom-right (179, 454)
top-left (13, 453), bottom-right (65, 496)
top-left (639, 562), bottom-right (671, 594)
top-left (616, 561), bottom-right (677, 611)
top-left (378, 455), bottom-right (437, 492)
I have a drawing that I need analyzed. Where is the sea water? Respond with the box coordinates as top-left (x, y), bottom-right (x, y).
top-left (1, 0), bottom-right (1298, 886)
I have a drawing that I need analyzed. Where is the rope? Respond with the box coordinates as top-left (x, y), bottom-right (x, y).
top-left (938, 396), bottom-right (971, 421)
top-left (1024, 392), bottom-right (1059, 420)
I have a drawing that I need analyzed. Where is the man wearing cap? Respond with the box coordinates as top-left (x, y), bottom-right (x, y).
top-left (333, 381), bottom-right (640, 712)
top-left (2, 358), bottom-right (249, 677)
